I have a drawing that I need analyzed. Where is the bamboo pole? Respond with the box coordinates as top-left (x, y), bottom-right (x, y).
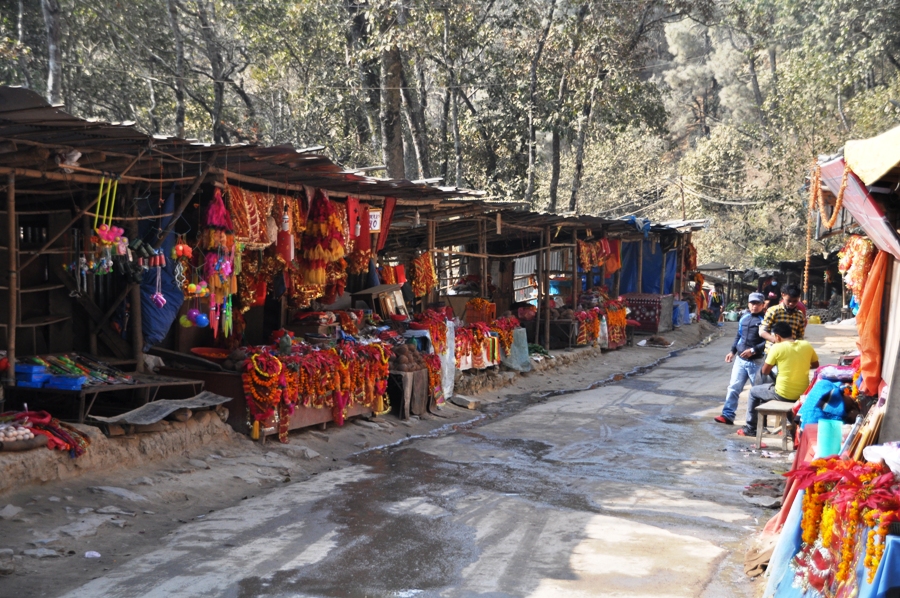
top-left (637, 240), bottom-right (644, 293)
top-left (6, 173), bottom-right (16, 385)
top-left (535, 226), bottom-right (543, 348)
top-left (479, 220), bottom-right (487, 298)
top-left (571, 230), bottom-right (578, 308)
top-left (153, 153), bottom-right (218, 250)
top-left (426, 218), bottom-right (436, 310)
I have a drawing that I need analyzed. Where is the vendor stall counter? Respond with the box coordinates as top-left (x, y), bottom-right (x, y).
top-left (7, 374), bottom-right (204, 424)
top-left (157, 367), bottom-right (372, 437)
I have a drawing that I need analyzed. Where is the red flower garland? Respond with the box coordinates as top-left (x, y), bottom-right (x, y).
top-left (298, 189), bottom-right (345, 285)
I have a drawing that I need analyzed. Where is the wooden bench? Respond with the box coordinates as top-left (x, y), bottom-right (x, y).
top-left (755, 400), bottom-right (796, 451)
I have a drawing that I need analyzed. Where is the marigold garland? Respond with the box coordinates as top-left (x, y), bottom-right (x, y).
top-left (788, 455), bottom-right (900, 594)
top-left (490, 316), bottom-right (520, 355)
top-left (414, 309), bottom-right (449, 354)
top-left (298, 189), bottom-right (345, 285)
top-left (411, 251), bottom-right (438, 297)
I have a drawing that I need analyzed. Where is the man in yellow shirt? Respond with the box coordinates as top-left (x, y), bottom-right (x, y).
top-left (737, 321), bottom-right (819, 437)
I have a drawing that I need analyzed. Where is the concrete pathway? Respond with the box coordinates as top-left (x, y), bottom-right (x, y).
top-left (55, 323), bottom-right (856, 598)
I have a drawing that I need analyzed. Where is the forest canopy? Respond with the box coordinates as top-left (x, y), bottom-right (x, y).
top-left (3, 0), bottom-right (900, 266)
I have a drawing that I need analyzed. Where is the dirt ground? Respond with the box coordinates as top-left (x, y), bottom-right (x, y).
top-left (0, 320), bottom-right (721, 596)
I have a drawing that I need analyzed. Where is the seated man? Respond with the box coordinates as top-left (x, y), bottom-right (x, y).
top-left (737, 321), bottom-right (819, 437)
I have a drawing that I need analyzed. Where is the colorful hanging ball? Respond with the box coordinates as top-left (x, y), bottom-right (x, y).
top-left (175, 244), bottom-right (184, 257)
top-left (199, 280), bottom-right (208, 288)
top-left (194, 314), bottom-right (210, 328)
top-left (179, 315), bottom-right (192, 328)
top-left (187, 283), bottom-right (197, 294)
top-left (187, 308), bottom-right (200, 322)
top-left (184, 246), bottom-right (193, 258)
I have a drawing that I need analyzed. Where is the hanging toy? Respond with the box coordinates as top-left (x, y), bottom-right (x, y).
top-left (150, 252), bottom-right (167, 308)
top-left (209, 292), bottom-right (219, 338)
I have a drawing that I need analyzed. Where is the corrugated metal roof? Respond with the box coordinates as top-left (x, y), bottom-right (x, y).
top-left (0, 86), bottom-right (482, 203)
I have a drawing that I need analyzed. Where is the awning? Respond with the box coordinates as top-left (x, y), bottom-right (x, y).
top-left (844, 124), bottom-right (900, 185)
top-left (820, 157), bottom-right (900, 259)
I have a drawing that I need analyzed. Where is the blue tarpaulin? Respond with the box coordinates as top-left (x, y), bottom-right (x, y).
top-left (618, 241), bottom-right (640, 293)
top-left (664, 250), bottom-right (677, 294)
top-left (640, 240), bottom-right (663, 293)
top-left (138, 191), bottom-right (184, 349)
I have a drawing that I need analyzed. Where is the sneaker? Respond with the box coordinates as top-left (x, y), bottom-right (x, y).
top-left (717, 323), bottom-right (725, 327)
top-left (736, 426), bottom-right (757, 437)
top-left (714, 415), bottom-right (734, 425)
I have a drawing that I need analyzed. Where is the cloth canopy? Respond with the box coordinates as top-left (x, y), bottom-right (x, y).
top-left (844, 124), bottom-right (900, 185)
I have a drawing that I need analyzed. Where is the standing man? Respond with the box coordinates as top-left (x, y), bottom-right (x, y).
top-left (759, 283), bottom-right (806, 349)
top-left (737, 321), bottom-right (819, 437)
top-left (715, 293), bottom-right (767, 425)
top-left (708, 283), bottom-right (725, 327)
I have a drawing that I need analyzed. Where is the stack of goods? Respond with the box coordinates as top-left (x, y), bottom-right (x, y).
top-left (388, 343), bottom-right (426, 373)
top-left (15, 355), bottom-right (133, 390)
top-left (0, 410), bottom-right (91, 457)
top-left (549, 307), bottom-right (575, 321)
top-left (465, 297), bottom-right (496, 324)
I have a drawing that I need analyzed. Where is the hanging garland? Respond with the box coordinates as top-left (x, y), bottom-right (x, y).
top-left (413, 309), bottom-right (449, 354)
top-left (788, 455), bottom-right (900, 593)
top-left (298, 189), bottom-right (345, 285)
top-left (490, 316), bottom-right (520, 355)
top-left (411, 251), bottom-right (439, 297)
top-left (838, 235), bottom-right (876, 298)
top-left (805, 162), bottom-right (850, 294)
top-left (605, 300), bottom-right (627, 346)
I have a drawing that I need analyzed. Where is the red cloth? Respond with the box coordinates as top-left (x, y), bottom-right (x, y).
top-left (856, 250), bottom-right (889, 395)
top-left (356, 204), bottom-right (371, 252)
top-left (375, 197), bottom-right (396, 252)
top-left (346, 197), bottom-right (360, 241)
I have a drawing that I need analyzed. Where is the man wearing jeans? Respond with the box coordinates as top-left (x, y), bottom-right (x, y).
top-left (737, 321), bottom-right (819, 437)
top-left (715, 293), bottom-right (767, 425)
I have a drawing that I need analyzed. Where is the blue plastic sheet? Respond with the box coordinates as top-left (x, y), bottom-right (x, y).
top-left (618, 241), bottom-right (640, 294)
top-left (138, 191), bottom-right (183, 350)
top-left (673, 301), bottom-right (689, 327)
top-left (664, 250), bottom-right (676, 293)
top-left (641, 240), bottom-right (663, 293)
top-left (797, 380), bottom-right (845, 430)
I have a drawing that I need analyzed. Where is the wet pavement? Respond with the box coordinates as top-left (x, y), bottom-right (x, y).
top-left (57, 326), bottom-right (854, 597)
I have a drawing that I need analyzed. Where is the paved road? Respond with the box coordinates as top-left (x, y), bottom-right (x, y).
top-left (60, 325), bottom-right (853, 597)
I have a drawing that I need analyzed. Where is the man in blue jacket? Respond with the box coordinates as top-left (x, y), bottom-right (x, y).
top-left (714, 293), bottom-right (767, 425)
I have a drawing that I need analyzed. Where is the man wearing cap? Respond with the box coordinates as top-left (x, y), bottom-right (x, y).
top-left (715, 293), bottom-right (768, 425)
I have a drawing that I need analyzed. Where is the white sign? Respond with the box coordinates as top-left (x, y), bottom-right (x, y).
top-left (369, 208), bottom-right (383, 233)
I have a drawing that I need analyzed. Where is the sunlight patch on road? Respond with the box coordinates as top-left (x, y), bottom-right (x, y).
top-left (527, 514), bottom-right (723, 597)
top-left (599, 487), bottom-right (749, 523)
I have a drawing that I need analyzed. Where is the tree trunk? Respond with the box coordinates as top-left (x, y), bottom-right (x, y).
top-left (747, 54), bottom-right (767, 129)
top-left (195, 0), bottom-right (228, 143)
top-left (452, 82), bottom-right (463, 187)
top-left (523, 0), bottom-right (558, 205)
top-left (400, 54), bottom-right (430, 179)
top-left (40, 0), bottom-right (63, 105)
top-left (380, 44), bottom-right (405, 178)
top-left (17, 0), bottom-right (32, 88)
top-left (568, 74), bottom-right (601, 213)
top-left (440, 87), bottom-right (450, 182)
top-left (458, 91), bottom-right (498, 179)
top-left (345, 1), bottom-right (381, 153)
top-left (166, 0), bottom-right (186, 137)
top-left (549, 4), bottom-right (587, 213)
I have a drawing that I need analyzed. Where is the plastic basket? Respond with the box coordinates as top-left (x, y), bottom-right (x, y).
top-left (464, 303), bottom-right (496, 324)
top-left (15, 363), bottom-right (46, 375)
top-left (16, 371), bottom-right (51, 383)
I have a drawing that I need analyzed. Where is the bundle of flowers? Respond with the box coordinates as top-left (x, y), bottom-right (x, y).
top-left (575, 308), bottom-right (601, 346)
top-left (788, 455), bottom-right (900, 593)
top-left (298, 189), bottom-right (344, 285)
top-left (838, 236), bottom-right (876, 298)
top-left (605, 301), bottom-right (627, 346)
top-left (411, 251), bottom-right (438, 297)
top-left (490, 316), bottom-right (520, 355)
top-left (413, 309), bottom-right (449, 354)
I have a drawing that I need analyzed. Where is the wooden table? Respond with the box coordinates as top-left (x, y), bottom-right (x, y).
top-left (7, 374), bottom-right (205, 424)
top-left (755, 400), bottom-right (796, 451)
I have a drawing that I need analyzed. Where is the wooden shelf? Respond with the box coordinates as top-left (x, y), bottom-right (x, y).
top-left (0, 314), bottom-right (72, 328)
top-left (18, 283), bottom-right (66, 293)
top-left (0, 246), bottom-right (68, 254)
top-left (0, 209), bottom-right (72, 215)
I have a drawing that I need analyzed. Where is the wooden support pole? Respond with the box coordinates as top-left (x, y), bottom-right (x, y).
top-left (127, 186), bottom-right (144, 371)
top-left (571, 230), bottom-right (578, 308)
top-left (6, 173), bottom-right (16, 385)
top-left (637, 239), bottom-right (644, 293)
top-left (153, 152), bottom-right (217, 250)
top-left (535, 227), bottom-right (543, 348)
top-left (479, 220), bottom-right (487, 298)
top-left (544, 225), bottom-right (551, 351)
top-left (426, 218), bottom-right (436, 310)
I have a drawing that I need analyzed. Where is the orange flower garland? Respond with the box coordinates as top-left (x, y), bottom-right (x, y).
top-left (298, 189), bottom-right (345, 285)
top-left (788, 456), bottom-right (900, 594)
top-left (411, 251), bottom-right (438, 297)
top-left (490, 316), bottom-right (520, 355)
